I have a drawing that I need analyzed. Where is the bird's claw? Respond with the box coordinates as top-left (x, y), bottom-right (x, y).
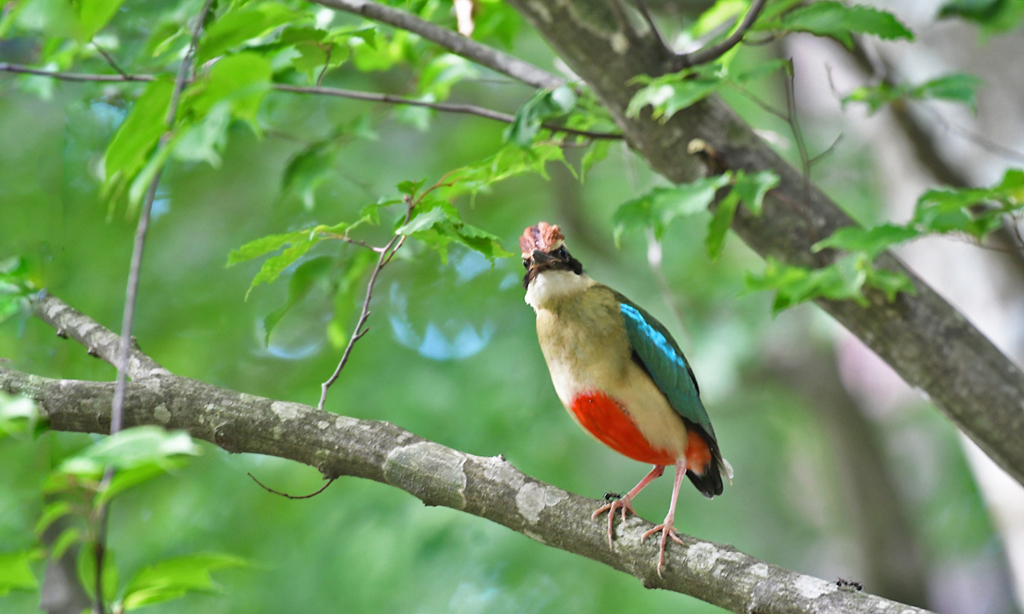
top-left (592, 497), bottom-right (636, 549)
top-left (641, 522), bottom-right (684, 577)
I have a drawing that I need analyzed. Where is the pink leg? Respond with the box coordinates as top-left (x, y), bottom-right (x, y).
top-left (641, 458), bottom-right (687, 577)
top-left (591, 465), bottom-right (665, 549)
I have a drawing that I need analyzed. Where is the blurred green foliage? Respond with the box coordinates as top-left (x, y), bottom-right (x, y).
top-left (0, 0), bottom-right (1013, 611)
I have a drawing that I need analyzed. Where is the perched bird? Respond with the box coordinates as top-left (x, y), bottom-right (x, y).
top-left (521, 221), bottom-right (732, 576)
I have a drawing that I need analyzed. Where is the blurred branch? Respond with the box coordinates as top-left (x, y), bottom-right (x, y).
top-left (0, 296), bottom-right (936, 614)
top-left (308, 0), bottom-right (564, 90)
top-left (0, 65), bottom-right (621, 141)
top-left (508, 0), bottom-right (1024, 488)
top-left (671, 0), bottom-right (768, 70)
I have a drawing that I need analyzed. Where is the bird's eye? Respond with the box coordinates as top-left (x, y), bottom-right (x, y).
top-left (522, 259), bottom-right (529, 269)
top-left (556, 246), bottom-right (568, 258)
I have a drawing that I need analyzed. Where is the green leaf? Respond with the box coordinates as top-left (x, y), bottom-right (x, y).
top-left (0, 392), bottom-right (37, 438)
top-left (612, 175), bottom-right (732, 244)
top-left (97, 462), bottom-right (177, 507)
top-left (778, 2), bottom-right (914, 49)
top-left (418, 54), bottom-right (479, 100)
top-left (706, 191), bottom-right (740, 259)
top-left (442, 143), bottom-right (568, 199)
top-left (396, 203), bottom-right (511, 264)
top-left (263, 256), bottom-right (334, 345)
top-left (913, 169), bottom-right (1024, 239)
top-left (228, 229), bottom-right (311, 266)
top-left (50, 526), bottom-right (82, 562)
top-left (914, 73), bottom-right (984, 113)
top-left (54, 426), bottom-right (200, 480)
top-left (185, 52), bottom-right (272, 126)
top-left (731, 169), bottom-right (779, 215)
top-left (244, 236), bottom-right (318, 299)
top-left (172, 102), bottom-right (232, 167)
top-left (34, 501), bottom-right (73, 536)
top-left (581, 139), bottom-right (612, 181)
top-left (78, 0), bottom-right (128, 40)
top-left (397, 178), bottom-right (427, 196)
top-left (77, 544), bottom-right (117, 602)
top-left (504, 86), bottom-right (578, 147)
top-left (627, 64), bottom-right (726, 122)
top-left (0, 549), bottom-right (42, 596)
top-left (122, 553), bottom-right (246, 610)
top-left (866, 266), bottom-right (916, 301)
top-left (938, 0), bottom-right (1024, 33)
top-left (103, 78), bottom-right (174, 187)
top-left (198, 3), bottom-right (298, 63)
top-left (745, 255), bottom-right (869, 314)
top-left (812, 224), bottom-right (919, 258)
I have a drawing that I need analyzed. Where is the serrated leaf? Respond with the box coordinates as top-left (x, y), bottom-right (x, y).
top-left (123, 553), bottom-right (247, 610)
top-left (913, 169), bottom-right (1024, 239)
top-left (228, 230), bottom-right (310, 266)
top-left (198, 3), bottom-right (298, 63)
top-left (627, 65), bottom-right (726, 122)
top-left (812, 224), bottom-right (919, 258)
top-left (731, 169), bottom-right (779, 215)
top-left (245, 236), bottom-right (318, 298)
top-left (745, 255), bottom-right (869, 314)
top-left (914, 73), bottom-right (984, 112)
top-left (396, 205), bottom-right (511, 264)
top-left (442, 143), bottom-right (568, 199)
top-left (103, 78), bottom-right (174, 186)
top-left (612, 175), bottom-right (732, 244)
top-left (706, 191), bottom-right (740, 259)
top-left (779, 1), bottom-right (914, 49)
top-left (0, 549), bottom-right (42, 596)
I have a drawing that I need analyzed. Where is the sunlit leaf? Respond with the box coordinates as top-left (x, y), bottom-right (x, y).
top-left (504, 86), bottom-right (577, 147)
top-left (745, 255), bottom-right (870, 314)
top-left (627, 64), bottom-right (726, 122)
top-left (706, 191), bottom-right (740, 259)
top-left (396, 202), bottom-right (511, 264)
top-left (54, 426), bottom-right (200, 480)
top-left (34, 501), bottom-right (73, 536)
top-left (812, 224), bottom-right (919, 258)
top-left (78, 0), bottom-right (128, 40)
top-left (198, 3), bottom-right (298, 63)
top-left (0, 549), bottom-right (42, 596)
top-left (612, 175), bottom-right (732, 244)
top-left (50, 526), bottom-right (82, 562)
top-left (0, 392), bottom-right (37, 437)
top-left (731, 169), bottom-right (779, 215)
top-left (103, 78), bottom-right (174, 187)
top-left (122, 552), bottom-right (247, 610)
top-left (778, 2), bottom-right (914, 49)
top-left (866, 266), bottom-right (916, 301)
top-left (185, 52), bottom-right (272, 126)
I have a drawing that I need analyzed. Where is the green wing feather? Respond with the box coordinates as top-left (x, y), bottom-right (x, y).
top-left (614, 293), bottom-right (717, 442)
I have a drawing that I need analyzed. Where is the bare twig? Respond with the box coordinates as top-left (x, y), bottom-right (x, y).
top-left (0, 65), bottom-right (622, 141)
top-left (316, 42), bottom-right (333, 87)
top-left (308, 0), bottom-right (563, 90)
top-left (91, 42), bottom-right (129, 78)
top-left (317, 199), bottom-right (415, 411)
top-left (93, 2), bottom-right (215, 612)
top-left (247, 473), bottom-right (337, 499)
top-left (671, 0), bottom-right (768, 70)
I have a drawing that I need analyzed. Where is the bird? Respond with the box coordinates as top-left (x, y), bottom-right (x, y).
top-left (520, 221), bottom-right (732, 576)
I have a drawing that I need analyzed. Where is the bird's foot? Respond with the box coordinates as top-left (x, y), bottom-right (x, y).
top-left (591, 496), bottom-right (636, 549)
top-left (641, 520), bottom-right (684, 577)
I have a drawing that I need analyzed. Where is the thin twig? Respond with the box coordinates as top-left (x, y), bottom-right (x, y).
top-left (784, 65), bottom-right (812, 216)
top-left (317, 200), bottom-right (415, 411)
top-left (309, 0), bottom-right (563, 90)
top-left (247, 473), bottom-right (337, 499)
top-left (672, 0), bottom-right (768, 69)
top-left (0, 65), bottom-right (623, 141)
top-left (91, 42), bottom-right (129, 78)
top-left (634, 0), bottom-right (670, 51)
top-left (316, 43), bottom-right (333, 87)
top-left (93, 2), bottom-right (215, 613)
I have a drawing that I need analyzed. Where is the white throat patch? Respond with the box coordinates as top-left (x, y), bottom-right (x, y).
top-left (525, 271), bottom-right (593, 310)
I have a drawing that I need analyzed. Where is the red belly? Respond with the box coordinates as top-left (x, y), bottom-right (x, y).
top-left (570, 392), bottom-right (679, 466)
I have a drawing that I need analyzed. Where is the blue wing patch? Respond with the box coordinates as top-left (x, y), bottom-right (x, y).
top-left (618, 300), bottom-right (715, 439)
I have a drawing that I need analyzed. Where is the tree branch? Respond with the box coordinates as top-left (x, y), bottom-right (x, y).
top-left (0, 296), bottom-right (936, 614)
top-left (508, 0), bottom-right (1024, 487)
top-left (307, 0), bottom-right (564, 90)
top-left (0, 65), bottom-right (620, 141)
top-left (672, 0), bottom-right (768, 70)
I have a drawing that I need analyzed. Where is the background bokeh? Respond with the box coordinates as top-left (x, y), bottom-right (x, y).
top-left (2, 0), bottom-right (1023, 612)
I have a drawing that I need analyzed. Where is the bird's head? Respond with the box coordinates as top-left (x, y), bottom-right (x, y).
top-left (520, 222), bottom-right (584, 290)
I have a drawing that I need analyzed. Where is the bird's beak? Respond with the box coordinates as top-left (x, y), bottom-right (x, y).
top-left (530, 249), bottom-right (556, 272)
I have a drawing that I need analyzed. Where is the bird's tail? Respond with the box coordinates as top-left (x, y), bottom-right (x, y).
top-left (683, 428), bottom-right (733, 498)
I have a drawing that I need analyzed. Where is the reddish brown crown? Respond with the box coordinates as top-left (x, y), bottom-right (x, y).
top-left (520, 222), bottom-right (565, 258)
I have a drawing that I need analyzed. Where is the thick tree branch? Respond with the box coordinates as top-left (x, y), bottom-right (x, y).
top-left (507, 0), bottom-right (1024, 486)
top-left (0, 296), bottom-right (937, 614)
top-left (306, 0), bottom-right (564, 90)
